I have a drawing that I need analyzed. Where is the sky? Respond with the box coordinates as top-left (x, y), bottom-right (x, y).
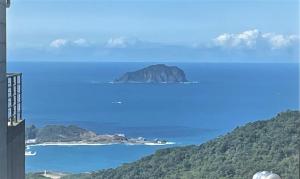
top-left (7, 0), bottom-right (300, 62)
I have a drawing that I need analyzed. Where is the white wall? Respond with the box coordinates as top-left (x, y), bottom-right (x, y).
top-left (0, 0), bottom-right (8, 178)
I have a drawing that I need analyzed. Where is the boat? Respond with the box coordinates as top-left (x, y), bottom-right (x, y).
top-left (25, 151), bottom-right (37, 156)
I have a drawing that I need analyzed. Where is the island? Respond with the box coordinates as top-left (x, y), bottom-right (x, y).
top-left (113, 64), bottom-right (188, 83)
top-left (25, 125), bottom-right (170, 146)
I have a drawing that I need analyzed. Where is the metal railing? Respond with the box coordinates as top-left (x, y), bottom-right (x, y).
top-left (6, 0), bottom-right (10, 8)
top-left (7, 73), bottom-right (22, 126)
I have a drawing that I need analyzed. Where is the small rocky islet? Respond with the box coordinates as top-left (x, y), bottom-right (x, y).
top-left (113, 64), bottom-right (188, 83)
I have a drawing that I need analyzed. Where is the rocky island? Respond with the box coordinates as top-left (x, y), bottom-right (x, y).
top-left (25, 125), bottom-right (170, 146)
top-left (114, 64), bottom-right (188, 83)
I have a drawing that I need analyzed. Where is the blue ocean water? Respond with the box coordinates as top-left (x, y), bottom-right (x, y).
top-left (8, 62), bottom-right (299, 173)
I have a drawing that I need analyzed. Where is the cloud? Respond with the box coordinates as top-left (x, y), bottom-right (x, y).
top-left (213, 29), bottom-right (299, 50)
top-left (49, 39), bottom-right (68, 48)
top-left (106, 37), bottom-right (138, 48)
top-left (49, 38), bottom-right (90, 48)
top-left (262, 33), bottom-right (298, 49)
top-left (13, 32), bottom-right (298, 62)
top-left (73, 38), bottom-right (90, 47)
top-left (214, 29), bottom-right (260, 48)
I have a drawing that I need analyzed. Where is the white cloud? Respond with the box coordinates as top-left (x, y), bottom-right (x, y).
top-left (262, 33), bottom-right (298, 49)
top-left (49, 39), bottom-right (68, 48)
top-left (213, 29), bottom-right (299, 50)
top-left (49, 38), bottom-right (91, 48)
top-left (49, 37), bottom-right (137, 49)
top-left (214, 29), bottom-right (260, 48)
top-left (73, 38), bottom-right (90, 47)
top-left (106, 37), bottom-right (138, 48)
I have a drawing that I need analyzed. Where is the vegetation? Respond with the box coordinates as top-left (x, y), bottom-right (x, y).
top-left (26, 173), bottom-right (49, 179)
top-left (26, 125), bottom-right (94, 143)
top-left (26, 125), bottom-right (167, 145)
top-left (65, 111), bottom-right (299, 179)
top-left (27, 110), bottom-right (300, 179)
top-left (114, 64), bottom-right (188, 83)
top-left (26, 172), bottom-right (69, 179)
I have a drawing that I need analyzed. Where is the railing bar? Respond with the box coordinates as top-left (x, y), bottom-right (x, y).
top-left (11, 76), bottom-right (14, 126)
top-left (7, 73), bottom-right (23, 125)
top-left (20, 74), bottom-right (22, 120)
top-left (16, 76), bottom-right (18, 123)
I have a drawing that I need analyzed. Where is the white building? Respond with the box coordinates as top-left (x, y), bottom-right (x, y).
top-left (253, 171), bottom-right (281, 179)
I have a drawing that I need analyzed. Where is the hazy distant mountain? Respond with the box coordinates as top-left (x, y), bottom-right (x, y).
top-left (114, 64), bottom-right (188, 83)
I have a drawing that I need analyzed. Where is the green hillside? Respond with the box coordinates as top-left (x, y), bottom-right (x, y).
top-left (64, 111), bottom-right (299, 179)
top-left (27, 110), bottom-right (300, 179)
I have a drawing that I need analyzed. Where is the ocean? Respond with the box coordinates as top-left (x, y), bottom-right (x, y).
top-left (8, 62), bottom-right (299, 173)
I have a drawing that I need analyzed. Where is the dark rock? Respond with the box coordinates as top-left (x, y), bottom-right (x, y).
top-left (114, 64), bottom-right (188, 83)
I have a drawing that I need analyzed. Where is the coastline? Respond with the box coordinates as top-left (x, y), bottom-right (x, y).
top-left (27, 141), bottom-right (175, 147)
top-left (108, 81), bottom-right (199, 84)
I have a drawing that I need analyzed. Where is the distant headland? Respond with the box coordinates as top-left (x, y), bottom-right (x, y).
top-left (25, 125), bottom-right (172, 146)
top-left (113, 64), bottom-right (188, 83)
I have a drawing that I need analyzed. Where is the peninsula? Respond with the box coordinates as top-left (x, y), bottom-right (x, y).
top-left (26, 110), bottom-right (300, 179)
top-left (114, 64), bottom-right (188, 83)
top-left (25, 125), bottom-right (170, 146)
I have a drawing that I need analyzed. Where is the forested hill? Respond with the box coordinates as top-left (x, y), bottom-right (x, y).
top-left (62, 110), bottom-right (299, 179)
